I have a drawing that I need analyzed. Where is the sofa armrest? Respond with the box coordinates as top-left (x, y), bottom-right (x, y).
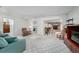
top-left (0, 39), bottom-right (26, 53)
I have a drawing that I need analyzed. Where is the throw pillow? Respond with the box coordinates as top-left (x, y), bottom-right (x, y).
top-left (4, 36), bottom-right (17, 43)
top-left (0, 34), bottom-right (9, 37)
top-left (0, 37), bottom-right (8, 48)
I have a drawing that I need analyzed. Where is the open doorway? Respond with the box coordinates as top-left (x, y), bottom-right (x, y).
top-left (44, 20), bottom-right (61, 35)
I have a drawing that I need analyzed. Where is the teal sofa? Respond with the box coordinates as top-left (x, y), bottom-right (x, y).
top-left (0, 34), bottom-right (26, 53)
top-left (0, 39), bottom-right (26, 53)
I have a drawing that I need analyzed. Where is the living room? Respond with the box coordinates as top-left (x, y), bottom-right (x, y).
top-left (0, 6), bottom-right (79, 53)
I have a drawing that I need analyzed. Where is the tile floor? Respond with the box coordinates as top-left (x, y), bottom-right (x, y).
top-left (23, 33), bottom-right (71, 53)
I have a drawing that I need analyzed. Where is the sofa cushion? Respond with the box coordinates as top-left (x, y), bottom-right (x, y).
top-left (0, 34), bottom-right (8, 37)
top-left (0, 37), bottom-right (8, 48)
top-left (72, 31), bottom-right (79, 38)
top-left (4, 36), bottom-right (17, 43)
top-left (0, 39), bottom-right (26, 53)
top-left (72, 35), bottom-right (79, 44)
top-left (73, 31), bottom-right (79, 35)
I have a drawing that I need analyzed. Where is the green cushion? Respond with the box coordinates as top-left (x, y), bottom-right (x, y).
top-left (0, 34), bottom-right (8, 37)
top-left (72, 31), bottom-right (79, 36)
top-left (72, 35), bottom-right (79, 44)
top-left (0, 37), bottom-right (8, 48)
top-left (4, 36), bottom-right (17, 43)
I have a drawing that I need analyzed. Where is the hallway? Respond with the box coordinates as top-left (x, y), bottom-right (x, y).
top-left (24, 33), bottom-right (71, 53)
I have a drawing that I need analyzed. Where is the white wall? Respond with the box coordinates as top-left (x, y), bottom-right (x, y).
top-left (0, 17), bottom-right (3, 33)
top-left (68, 7), bottom-right (79, 24)
top-left (13, 18), bottom-right (28, 36)
top-left (0, 13), bottom-right (30, 36)
top-left (34, 15), bottom-right (67, 35)
top-left (0, 14), bottom-right (68, 36)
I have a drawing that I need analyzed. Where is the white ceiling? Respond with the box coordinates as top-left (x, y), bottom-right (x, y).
top-left (0, 6), bottom-right (75, 18)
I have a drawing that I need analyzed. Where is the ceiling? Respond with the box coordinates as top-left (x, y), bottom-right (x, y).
top-left (0, 6), bottom-right (75, 18)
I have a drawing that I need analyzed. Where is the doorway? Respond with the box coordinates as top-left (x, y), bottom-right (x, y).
top-left (44, 20), bottom-right (61, 35)
top-left (3, 17), bottom-right (14, 35)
